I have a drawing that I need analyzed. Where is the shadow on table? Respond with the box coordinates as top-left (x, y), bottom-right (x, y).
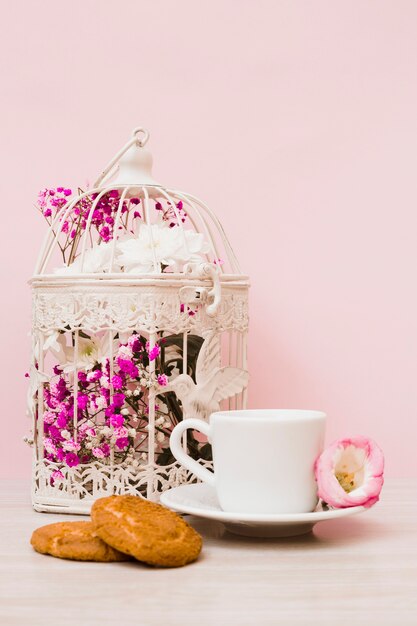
top-left (189, 515), bottom-right (384, 549)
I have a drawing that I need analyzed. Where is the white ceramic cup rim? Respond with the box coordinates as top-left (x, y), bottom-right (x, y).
top-left (209, 409), bottom-right (326, 423)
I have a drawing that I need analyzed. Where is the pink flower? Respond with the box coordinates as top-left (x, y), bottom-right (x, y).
top-left (92, 447), bottom-right (105, 459)
top-left (43, 437), bottom-right (57, 456)
top-left (314, 437), bottom-right (384, 508)
top-left (50, 470), bottom-right (64, 485)
top-left (62, 438), bottom-right (81, 452)
top-left (113, 426), bottom-right (128, 439)
top-left (100, 443), bottom-right (111, 457)
top-left (43, 411), bottom-right (56, 425)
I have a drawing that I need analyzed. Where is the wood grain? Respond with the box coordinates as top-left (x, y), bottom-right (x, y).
top-left (1, 479), bottom-right (416, 625)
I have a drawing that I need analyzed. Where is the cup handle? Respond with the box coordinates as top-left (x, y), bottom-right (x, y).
top-left (169, 419), bottom-right (215, 487)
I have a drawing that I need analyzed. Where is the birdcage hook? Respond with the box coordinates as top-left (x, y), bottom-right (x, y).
top-left (132, 127), bottom-right (150, 148)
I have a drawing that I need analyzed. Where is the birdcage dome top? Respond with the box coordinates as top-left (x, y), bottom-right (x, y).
top-left (32, 128), bottom-right (247, 287)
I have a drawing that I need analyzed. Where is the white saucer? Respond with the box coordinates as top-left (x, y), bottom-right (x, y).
top-left (160, 483), bottom-right (367, 537)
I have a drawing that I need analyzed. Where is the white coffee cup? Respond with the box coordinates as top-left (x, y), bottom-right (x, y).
top-left (170, 409), bottom-right (326, 514)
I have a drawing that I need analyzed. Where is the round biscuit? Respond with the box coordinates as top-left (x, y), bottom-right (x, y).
top-left (30, 520), bottom-right (130, 562)
top-left (91, 495), bottom-right (202, 567)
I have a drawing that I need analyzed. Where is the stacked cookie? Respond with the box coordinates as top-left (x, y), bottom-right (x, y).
top-left (30, 495), bottom-right (202, 568)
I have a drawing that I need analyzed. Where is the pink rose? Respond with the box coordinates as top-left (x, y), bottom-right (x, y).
top-left (314, 437), bottom-right (384, 508)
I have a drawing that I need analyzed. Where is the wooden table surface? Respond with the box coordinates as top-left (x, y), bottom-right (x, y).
top-left (1, 479), bottom-right (416, 625)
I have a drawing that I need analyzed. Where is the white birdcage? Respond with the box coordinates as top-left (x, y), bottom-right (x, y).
top-left (28, 127), bottom-right (249, 513)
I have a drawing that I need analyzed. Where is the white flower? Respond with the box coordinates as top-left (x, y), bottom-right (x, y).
top-left (43, 331), bottom-right (64, 356)
top-left (96, 397), bottom-right (107, 411)
top-left (60, 430), bottom-right (71, 440)
top-left (156, 431), bottom-right (165, 443)
top-left (54, 241), bottom-right (117, 275)
top-left (117, 346), bottom-right (133, 359)
top-left (48, 333), bottom-right (110, 370)
top-left (116, 224), bottom-right (209, 273)
top-left (53, 334), bottom-right (113, 372)
top-left (53, 222), bottom-right (209, 275)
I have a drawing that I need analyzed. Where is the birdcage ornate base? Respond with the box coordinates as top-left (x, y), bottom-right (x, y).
top-left (32, 458), bottom-right (214, 514)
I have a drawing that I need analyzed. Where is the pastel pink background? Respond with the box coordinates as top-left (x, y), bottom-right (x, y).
top-left (1, 1), bottom-right (416, 478)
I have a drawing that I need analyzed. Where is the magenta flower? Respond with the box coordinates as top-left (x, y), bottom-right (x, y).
top-left (100, 443), bottom-right (111, 457)
top-left (128, 334), bottom-right (142, 353)
top-left (92, 447), bottom-right (105, 459)
top-left (147, 343), bottom-right (160, 361)
top-left (314, 437), bottom-right (384, 508)
top-left (77, 394), bottom-right (89, 410)
top-left (116, 357), bottom-right (138, 378)
top-left (112, 393), bottom-right (125, 408)
top-left (115, 437), bottom-right (129, 450)
top-left (64, 452), bottom-right (80, 467)
top-left (56, 414), bottom-right (67, 428)
top-left (157, 374), bottom-right (168, 386)
top-left (111, 374), bottom-right (124, 389)
top-left (105, 405), bottom-right (115, 418)
top-left (109, 414), bottom-right (124, 428)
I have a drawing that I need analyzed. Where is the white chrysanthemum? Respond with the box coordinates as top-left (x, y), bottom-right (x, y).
top-left (50, 333), bottom-right (114, 372)
top-left (54, 224), bottom-right (209, 274)
top-left (54, 241), bottom-right (116, 275)
top-left (116, 224), bottom-right (209, 273)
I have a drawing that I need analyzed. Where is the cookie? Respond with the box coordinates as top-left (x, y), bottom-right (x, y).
top-left (30, 521), bottom-right (130, 562)
top-left (91, 495), bottom-right (202, 567)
